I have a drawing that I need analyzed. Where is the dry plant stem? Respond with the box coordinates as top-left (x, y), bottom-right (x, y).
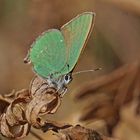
top-left (56, 125), bottom-right (118, 140)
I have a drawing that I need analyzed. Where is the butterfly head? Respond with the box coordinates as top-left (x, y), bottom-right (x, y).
top-left (63, 73), bottom-right (72, 85)
top-left (46, 72), bottom-right (73, 96)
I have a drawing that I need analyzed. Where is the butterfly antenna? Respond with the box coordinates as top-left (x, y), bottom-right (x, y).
top-left (72, 68), bottom-right (102, 76)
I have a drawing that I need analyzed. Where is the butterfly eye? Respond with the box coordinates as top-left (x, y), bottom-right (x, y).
top-left (64, 75), bottom-right (69, 81)
top-left (64, 74), bottom-right (72, 84)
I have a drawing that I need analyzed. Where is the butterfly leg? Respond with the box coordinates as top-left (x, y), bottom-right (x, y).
top-left (59, 87), bottom-right (68, 98)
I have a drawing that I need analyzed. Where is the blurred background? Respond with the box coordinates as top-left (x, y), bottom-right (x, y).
top-left (0, 0), bottom-right (140, 139)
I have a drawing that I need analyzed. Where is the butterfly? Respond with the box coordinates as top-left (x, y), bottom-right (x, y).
top-left (24, 12), bottom-right (95, 96)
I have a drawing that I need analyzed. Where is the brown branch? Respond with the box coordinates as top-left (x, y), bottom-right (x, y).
top-left (55, 125), bottom-right (119, 140)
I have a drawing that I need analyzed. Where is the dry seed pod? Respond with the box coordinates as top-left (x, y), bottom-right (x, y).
top-left (26, 75), bottom-right (61, 128)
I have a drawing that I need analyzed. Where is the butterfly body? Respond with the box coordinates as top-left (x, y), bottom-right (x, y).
top-left (25, 12), bottom-right (95, 96)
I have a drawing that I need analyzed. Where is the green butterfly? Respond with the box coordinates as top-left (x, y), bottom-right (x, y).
top-left (25, 12), bottom-right (95, 96)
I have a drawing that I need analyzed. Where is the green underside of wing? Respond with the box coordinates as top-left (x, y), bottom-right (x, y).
top-left (30, 29), bottom-right (67, 78)
top-left (60, 12), bottom-right (94, 75)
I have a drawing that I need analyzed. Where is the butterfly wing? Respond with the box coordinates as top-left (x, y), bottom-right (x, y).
top-left (29, 29), bottom-right (67, 78)
top-left (60, 12), bottom-right (95, 74)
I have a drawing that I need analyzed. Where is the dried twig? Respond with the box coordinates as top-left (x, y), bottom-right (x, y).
top-left (55, 125), bottom-right (119, 140)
